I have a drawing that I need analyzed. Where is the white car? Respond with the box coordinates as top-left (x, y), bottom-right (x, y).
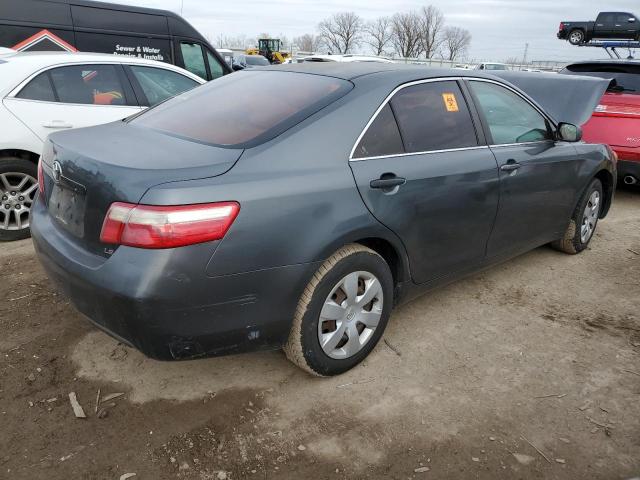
top-left (474, 62), bottom-right (509, 71)
top-left (0, 51), bottom-right (205, 241)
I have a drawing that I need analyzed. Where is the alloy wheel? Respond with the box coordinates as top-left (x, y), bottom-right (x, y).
top-left (0, 172), bottom-right (37, 232)
top-left (317, 271), bottom-right (383, 360)
top-left (580, 190), bottom-right (600, 243)
top-left (570, 31), bottom-right (583, 44)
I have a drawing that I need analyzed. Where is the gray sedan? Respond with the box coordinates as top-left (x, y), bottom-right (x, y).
top-left (32, 64), bottom-right (616, 376)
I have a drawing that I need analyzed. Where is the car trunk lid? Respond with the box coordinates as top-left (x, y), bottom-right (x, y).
top-left (40, 121), bottom-right (242, 256)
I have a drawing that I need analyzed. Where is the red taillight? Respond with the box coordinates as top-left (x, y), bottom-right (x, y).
top-left (100, 201), bottom-right (240, 249)
top-left (559, 22), bottom-right (565, 31)
top-left (37, 159), bottom-right (45, 196)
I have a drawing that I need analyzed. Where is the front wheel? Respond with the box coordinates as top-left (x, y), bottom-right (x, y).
top-left (552, 178), bottom-right (603, 254)
top-left (284, 244), bottom-right (393, 376)
top-left (0, 157), bottom-right (38, 242)
top-left (568, 29), bottom-right (585, 45)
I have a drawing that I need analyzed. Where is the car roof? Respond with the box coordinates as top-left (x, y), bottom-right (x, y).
top-left (0, 51), bottom-right (204, 95)
top-left (264, 62), bottom-right (506, 82)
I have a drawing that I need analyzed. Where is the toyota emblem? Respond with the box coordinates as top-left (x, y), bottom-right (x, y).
top-left (52, 161), bottom-right (62, 183)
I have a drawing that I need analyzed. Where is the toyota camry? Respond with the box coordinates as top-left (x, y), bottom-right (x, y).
top-left (32, 64), bottom-right (617, 376)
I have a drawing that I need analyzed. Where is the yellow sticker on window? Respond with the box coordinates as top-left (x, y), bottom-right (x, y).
top-left (442, 93), bottom-right (459, 112)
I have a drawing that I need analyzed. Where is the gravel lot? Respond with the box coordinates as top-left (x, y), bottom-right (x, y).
top-left (1, 189), bottom-right (639, 480)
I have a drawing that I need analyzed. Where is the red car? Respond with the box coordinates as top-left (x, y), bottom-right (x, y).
top-left (560, 61), bottom-right (640, 187)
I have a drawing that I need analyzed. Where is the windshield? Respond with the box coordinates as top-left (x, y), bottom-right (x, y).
top-left (131, 71), bottom-right (352, 148)
top-left (561, 64), bottom-right (640, 94)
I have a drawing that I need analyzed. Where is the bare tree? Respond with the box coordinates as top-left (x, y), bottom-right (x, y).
top-left (318, 12), bottom-right (364, 54)
top-left (419, 5), bottom-right (445, 59)
top-left (215, 34), bottom-right (250, 49)
top-left (364, 17), bottom-right (393, 56)
top-left (442, 26), bottom-right (471, 61)
top-left (391, 11), bottom-right (423, 58)
top-left (294, 34), bottom-right (320, 53)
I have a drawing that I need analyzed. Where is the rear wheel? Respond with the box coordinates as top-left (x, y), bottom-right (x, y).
top-left (552, 178), bottom-right (603, 254)
top-left (284, 244), bottom-right (393, 376)
top-left (568, 29), bottom-right (585, 45)
top-left (0, 157), bottom-right (38, 242)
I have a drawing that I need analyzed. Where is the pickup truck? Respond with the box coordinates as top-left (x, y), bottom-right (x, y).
top-left (558, 12), bottom-right (640, 45)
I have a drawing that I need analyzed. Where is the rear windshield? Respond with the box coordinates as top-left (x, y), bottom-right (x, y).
top-left (131, 70), bottom-right (352, 147)
top-left (246, 56), bottom-right (270, 66)
top-left (562, 64), bottom-right (640, 94)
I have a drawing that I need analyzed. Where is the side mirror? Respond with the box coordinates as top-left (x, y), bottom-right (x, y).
top-left (232, 62), bottom-right (245, 71)
top-left (558, 123), bottom-right (582, 142)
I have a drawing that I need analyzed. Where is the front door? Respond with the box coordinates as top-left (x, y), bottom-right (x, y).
top-left (466, 80), bottom-right (581, 258)
top-left (349, 80), bottom-right (500, 284)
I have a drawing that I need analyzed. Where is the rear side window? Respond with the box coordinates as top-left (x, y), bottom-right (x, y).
top-left (16, 73), bottom-right (56, 102)
top-left (561, 64), bottom-right (640, 94)
top-left (353, 104), bottom-right (404, 159)
top-left (132, 71), bottom-right (352, 147)
top-left (49, 65), bottom-right (127, 105)
top-left (129, 66), bottom-right (199, 106)
top-left (390, 81), bottom-right (478, 153)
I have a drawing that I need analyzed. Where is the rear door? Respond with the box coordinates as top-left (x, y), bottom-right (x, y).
top-left (594, 13), bottom-right (616, 38)
top-left (4, 63), bottom-right (142, 142)
top-left (466, 79), bottom-right (580, 258)
top-left (349, 79), bottom-right (500, 284)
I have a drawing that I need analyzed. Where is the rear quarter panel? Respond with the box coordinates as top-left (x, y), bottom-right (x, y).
top-left (140, 78), bottom-right (412, 281)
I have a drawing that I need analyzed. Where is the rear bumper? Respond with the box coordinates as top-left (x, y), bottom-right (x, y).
top-left (31, 198), bottom-right (318, 360)
top-left (557, 31), bottom-right (567, 40)
top-left (618, 159), bottom-right (640, 181)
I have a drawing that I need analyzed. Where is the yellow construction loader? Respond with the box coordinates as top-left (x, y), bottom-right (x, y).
top-left (246, 38), bottom-right (290, 64)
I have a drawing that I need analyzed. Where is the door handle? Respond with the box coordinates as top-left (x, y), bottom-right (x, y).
top-left (370, 176), bottom-right (406, 190)
top-left (500, 160), bottom-right (521, 173)
top-left (43, 121), bottom-right (73, 129)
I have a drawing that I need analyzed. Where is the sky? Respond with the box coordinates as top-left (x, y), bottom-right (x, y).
top-left (111, 0), bottom-right (639, 63)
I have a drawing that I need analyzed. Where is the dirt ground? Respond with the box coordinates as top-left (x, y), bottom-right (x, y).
top-left (1, 189), bottom-right (639, 480)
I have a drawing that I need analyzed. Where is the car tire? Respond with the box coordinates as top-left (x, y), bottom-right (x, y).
top-left (551, 178), bottom-right (603, 255)
top-left (0, 157), bottom-right (38, 242)
top-left (568, 29), bottom-right (585, 45)
top-left (284, 244), bottom-right (394, 376)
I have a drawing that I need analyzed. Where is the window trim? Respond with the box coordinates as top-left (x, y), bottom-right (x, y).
top-left (349, 76), bottom-right (557, 162)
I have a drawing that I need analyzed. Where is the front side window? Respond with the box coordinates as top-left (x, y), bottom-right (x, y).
top-left (390, 81), bottom-right (478, 153)
top-left (616, 13), bottom-right (632, 23)
top-left (205, 50), bottom-right (225, 79)
top-left (16, 73), bottom-right (56, 102)
top-left (469, 81), bottom-right (552, 145)
top-left (131, 70), bottom-right (352, 147)
top-left (129, 66), bottom-right (199, 106)
top-left (353, 104), bottom-right (404, 159)
top-left (49, 65), bottom-right (126, 105)
top-left (180, 42), bottom-right (207, 79)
